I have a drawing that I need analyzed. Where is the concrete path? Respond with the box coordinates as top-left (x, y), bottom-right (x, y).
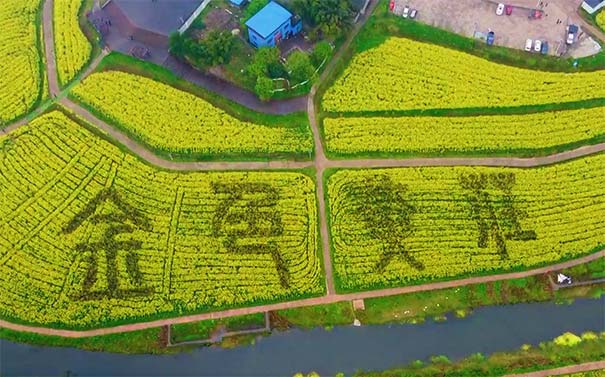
top-left (505, 361), bottom-right (605, 376)
top-left (0, 249), bottom-right (602, 337)
top-left (42, 0), bottom-right (59, 96)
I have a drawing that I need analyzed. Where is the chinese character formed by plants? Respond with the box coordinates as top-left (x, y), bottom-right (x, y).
top-left (63, 188), bottom-right (153, 300)
top-left (352, 174), bottom-right (422, 272)
top-left (212, 182), bottom-right (289, 288)
top-left (459, 172), bottom-right (537, 259)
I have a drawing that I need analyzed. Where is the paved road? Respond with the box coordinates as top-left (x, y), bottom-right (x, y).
top-left (0, 249), bottom-right (602, 337)
top-left (505, 361), bottom-right (605, 376)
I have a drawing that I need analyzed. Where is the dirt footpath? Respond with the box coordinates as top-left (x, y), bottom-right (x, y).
top-left (391, 0), bottom-right (601, 56)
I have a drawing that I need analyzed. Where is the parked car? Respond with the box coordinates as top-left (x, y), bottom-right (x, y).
top-left (525, 38), bottom-right (533, 51)
top-left (409, 8), bottom-right (417, 18)
top-left (389, 0), bottom-right (395, 11)
top-left (534, 39), bottom-right (542, 52)
top-left (566, 24), bottom-right (579, 45)
top-left (496, 3), bottom-right (505, 15)
top-left (402, 5), bottom-right (410, 18)
top-left (505, 4), bottom-right (513, 15)
top-left (486, 31), bottom-right (495, 46)
top-left (540, 41), bottom-right (549, 54)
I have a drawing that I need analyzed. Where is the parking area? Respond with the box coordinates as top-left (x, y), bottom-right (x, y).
top-left (390, 0), bottom-right (601, 57)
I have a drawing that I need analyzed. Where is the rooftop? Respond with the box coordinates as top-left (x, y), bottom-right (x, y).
top-left (245, 1), bottom-right (293, 39)
top-left (583, 0), bottom-right (605, 6)
top-left (113, 0), bottom-right (203, 36)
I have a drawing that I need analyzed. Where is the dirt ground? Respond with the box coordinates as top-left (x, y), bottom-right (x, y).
top-left (391, 0), bottom-right (601, 57)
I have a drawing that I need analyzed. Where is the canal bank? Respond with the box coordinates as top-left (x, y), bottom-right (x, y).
top-left (2, 297), bottom-right (604, 376)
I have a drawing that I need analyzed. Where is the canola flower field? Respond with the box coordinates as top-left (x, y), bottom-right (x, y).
top-left (322, 37), bottom-right (605, 113)
top-left (327, 157), bottom-right (605, 291)
top-left (54, 0), bottom-right (92, 86)
top-left (0, 0), bottom-right (44, 125)
top-left (323, 107), bottom-right (605, 156)
top-left (71, 71), bottom-right (314, 159)
top-left (0, 111), bottom-right (322, 328)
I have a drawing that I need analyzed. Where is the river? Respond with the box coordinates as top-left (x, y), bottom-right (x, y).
top-left (2, 297), bottom-right (604, 376)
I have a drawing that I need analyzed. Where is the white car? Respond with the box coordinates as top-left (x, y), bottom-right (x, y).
top-left (524, 38), bottom-right (533, 51)
top-left (496, 3), bottom-right (505, 15)
top-left (534, 39), bottom-right (542, 52)
top-left (402, 5), bottom-right (410, 18)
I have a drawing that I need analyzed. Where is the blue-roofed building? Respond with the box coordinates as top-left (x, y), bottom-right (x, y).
top-left (245, 1), bottom-right (302, 48)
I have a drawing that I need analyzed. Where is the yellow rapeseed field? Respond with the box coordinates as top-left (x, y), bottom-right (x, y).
top-left (0, 0), bottom-right (43, 125)
top-left (54, 0), bottom-right (92, 85)
top-left (72, 71), bottom-right (314, 158)
top-left (323, 107), bottom-right (605, 155)
top-left (0, 111), bottom-right (322, 328)
top-left (323, 37), bottom-right (605, 112)
top-left (328, 157), bottom-right (605, 291)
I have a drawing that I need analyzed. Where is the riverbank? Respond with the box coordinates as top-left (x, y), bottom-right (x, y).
top-left (1, 267), bottom-right (603, 354)
top-left (1, 297), bottom-right (603, 376)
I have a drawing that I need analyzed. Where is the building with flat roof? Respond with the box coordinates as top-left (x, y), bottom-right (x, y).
top-left (245, 1), bottom-right (302, 48)
top-left (109, 0), bottom-right (205, 36)
top-left (581, 0), bottom-right (605, 14)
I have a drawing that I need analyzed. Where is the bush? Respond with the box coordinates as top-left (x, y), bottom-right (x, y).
top-left (553, 332), bottom-right (582, 347)
top-left (255, 76), bottom-right (274, 101)
top-left (311, 41), bottom-right (332, 67)
top-left (248, 47), bottom-right (281, 78)
top-left (286, 50), bottom-right (316, 83)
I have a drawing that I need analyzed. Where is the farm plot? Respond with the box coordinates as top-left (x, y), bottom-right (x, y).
top-left (323, 107), bottom-right (605, 157)
top-left (327, 157), bottom-right (605, 291)
top-left (0, 0), bottom-right (44, 125)
top-left (0, 111), bottom-right (321, 328)
top-left (71, 71), bottom-right (314, 160)
top-left (54, 0), bottom-right (92, 86)
top-left (322, 37), bottom-right (605, 113)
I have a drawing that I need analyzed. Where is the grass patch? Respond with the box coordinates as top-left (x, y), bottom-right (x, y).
top-left (276, 302), bottom-right (355, 328)
top-left (0, 326), bottom-right (171, 354)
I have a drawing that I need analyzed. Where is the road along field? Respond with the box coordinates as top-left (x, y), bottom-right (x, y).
top-left (0, 111), bottom-right (322, 328)
top-left (0, 0), bottom-right (45, 126)
top-left (322, 37), bottom-right (605, 113)
top-left (323, 106), bottom-right (605, 157)
top-left (327, 156), bottom-right (605, 292)
top-left (53, 0), bottom-right (92, 86)
top-left (71, 71), bottom-right (314, 160)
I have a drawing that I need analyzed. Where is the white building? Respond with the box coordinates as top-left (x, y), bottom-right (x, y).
top-left (581, 0), bottom-right (605, 14)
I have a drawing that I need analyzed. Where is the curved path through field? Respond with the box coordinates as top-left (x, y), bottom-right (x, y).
top-left (0, 0), bottom-right (604, 337)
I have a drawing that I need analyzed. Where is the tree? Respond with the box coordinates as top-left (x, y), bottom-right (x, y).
top-left (247, 47), bottom-right (281, 79)
top-left (286, 51), bottom-right (315, 84)
top-left (310, 41), bottom-right (332, 67)
top-left (168, 32), bottom-right (188, 59)
top-left (255, 76), bottom-right (274, 101)
top-left (199, 30), bottom-right (236, 66)
top-left (294, 0), bottom-right (353, 36)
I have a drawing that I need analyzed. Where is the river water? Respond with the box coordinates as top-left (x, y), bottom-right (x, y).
top-left (1, 297), bottom-right (604, 377)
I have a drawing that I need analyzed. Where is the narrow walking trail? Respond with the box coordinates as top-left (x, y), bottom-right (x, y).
top-left (0, 0), bottom-right (604, 339)
top-left (42, 0), bottom-right (59, 96)
top-left (0, 249), bottom-right (602, 337)
top-left (505, 361), bottom-right (605, 377)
